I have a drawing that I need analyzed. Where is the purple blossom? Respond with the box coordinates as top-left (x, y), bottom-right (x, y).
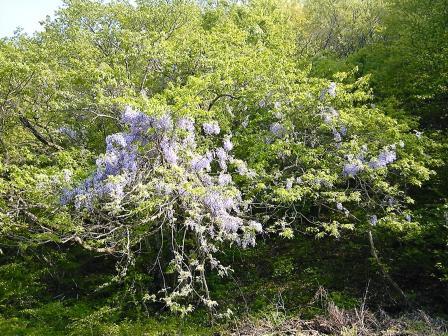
top-left (379, 149), bottom-right (396, 164)
top-left (201, 174), bottom-right (213, 186)
top-left (122, 151), bottom-right (138, 174)
top-left (223, 198), bottom-right (236, 211)
top-left (163, 147), bottom-right (178, 164)
top-left (202, 121), bottom-right (220, 135)
top-left (61, 107), bottom-right (259, 275)
top-left (122, 106), bottom-right (139, 123)
top-left (63, 114), bottom-right (142, 209)
top-left (60, 188), bottom-right (75, 205)
top-left (217, 213), bottom-right (243, 232)
top-left (333, 130), bottom-right (342, 143)
top-left (58, 126), bottom-right (77, 139)
top-left (370, 215), bottom-right (378, 226)
top-left (336, 202), bottom-right (343, 211)
top-left (369, 149), bottom-right (396, 169)
top-left (343, 162), bottom-right (363, 177)
top-left (182, 133), bottom-right (196, 147)
top-left (218, 173), bottom-right (232, 186)
top-left (106, 133), bottom-right (128, 150)
top-left (153, 114), bottom-right (173, 131)
top-left (215, 147), bottom-right (227, 162)
top-left (121, 106), bottom-right (152, 131)
top-left (97, 151), bottom-right (120, 176)
top-left (102, 180), bottom-right (125, 199)
top-left (191, 154), bottom-right (212, 172)
top-left (215, 147), bottom-right (228, 170)
top-left (177, 117), bottom-right (195, 132)
top-left (203, 191), bottom-right (234, 215)
top-left (223, 137), bottom-right (233, 152)
top-left (319, 82), bottom-right (337, 100)
top-left (160, 138), bottom-right (178, 165)
top-left (322, 107), bottom-right (339, 123)
top-left (270, 122), bottom-right (285, 137)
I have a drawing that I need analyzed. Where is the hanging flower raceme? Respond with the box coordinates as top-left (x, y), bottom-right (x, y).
top-left (61, 106), bottom-right (261, 314)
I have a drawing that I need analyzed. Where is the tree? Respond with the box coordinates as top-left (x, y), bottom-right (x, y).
top-left (0, 0), bottom-right (438, 316)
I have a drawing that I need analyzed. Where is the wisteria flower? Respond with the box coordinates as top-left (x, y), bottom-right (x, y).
top-left (203, 121), bottom-right (220, 135)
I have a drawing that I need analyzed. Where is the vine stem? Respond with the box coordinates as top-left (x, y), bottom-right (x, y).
top-left (368, 230), bottom-right (411, 307)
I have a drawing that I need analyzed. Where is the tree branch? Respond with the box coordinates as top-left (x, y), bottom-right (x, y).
top-left (207, 93), bottom-right (240, 111)
top-left (19, 115), bottom-right (63, 150)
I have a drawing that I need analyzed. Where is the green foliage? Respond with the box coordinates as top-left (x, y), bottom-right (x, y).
top-left (352, 0), bottom-right (448, 129)
top-left (0, 0), bottom-right (447, 333)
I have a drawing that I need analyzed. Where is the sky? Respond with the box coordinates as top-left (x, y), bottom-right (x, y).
top-left (0, 0), bottom-right (63, 37)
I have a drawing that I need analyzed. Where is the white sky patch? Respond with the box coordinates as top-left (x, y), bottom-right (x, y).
top-left (0, 0), bottom-right (137, 38)
top-left (0, 0), bottom-right (63, 37)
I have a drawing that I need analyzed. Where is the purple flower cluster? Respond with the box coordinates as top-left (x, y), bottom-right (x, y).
top-left (121, 106), bottom-right (153, 135)
top-left (215, 147), bottom-right (228, 170)
top-left (343, 162), bottom-right (363, 177)
top-left (63, 107), bottom-right (187, 208)
top-left (223, 137), bottom-right (233, 152)
top-left (61, 106), bottom-right (265, 312)
top-left (153, 113), bottom-right (173, 131)
top-left (202, 121), bottom-right (220, 135)
top-left (369, 148), bottom-right (397, 169)
top-left (218, 213), bottom-right (243, 233)
top-left (58, 126), bottom-right (78, 139)
top-left (319, 82), bottom-right (337, 100)
top-left (270, 122), bottom-right (285, 137)
top-left (191, 153), bottom-right (213, 172)
top-left (177, 117), bottom-right (195, 132)
top-left (62, 128), bottom-right (139, 208)
top-left (333, 129), bottom-right (342, 143)
top-left (342, 145), bottom-right (398, 177)
top-left (203, 191), bottom-right (235, 215)
top-left (106, 133), bottom-right (128, 150)
top-left (322, 107), bottom-right (339, 123)
top-left (160, 137), bottom-right (178, 165)
top-left (218, 173), bottom-right (232, 186)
